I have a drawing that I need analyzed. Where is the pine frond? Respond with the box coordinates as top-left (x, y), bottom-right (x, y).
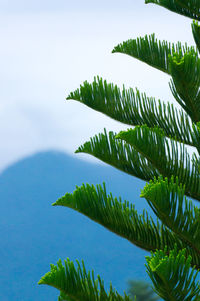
top-left (116, 125), bottom-right (200, 202)
top-left (145, 246), bottom-right (200, 301)
top-left (145, 0), bottom-right (200, 21)
top-left (140, 175), bottom-right (200, 256)
top-left (169, 52), bottom-right (200, 123)
top-left (38, 258), bottom-right (130, 301)
top-left (191, 121), bottom-right (200, 155)
top-left (192, 153), bottom-right (200, 174)
top-left (67, 77), bottom-right (196, 147)
top-left (52, 182), bottom-right (200, 269)
top-left (112, 34), bottom-right (196, 74)
top-left (192, 21), bottom-right (200, 54)
top-left (75, 129), bottom-right (160, 181)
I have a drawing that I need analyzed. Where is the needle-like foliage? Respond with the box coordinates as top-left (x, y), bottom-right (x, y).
top-left (140, 176), bottom-right (200, 258)
top-left (53, 182), bottom-right (180, 253)
top-left (145, 0), bottom-right (200, 21)
top-left (192, 21), bottom-right (200, 53)
top-left (112, 34), bottom-right (197, 75)
top-left (145, 246), bottom-right (200, 301)
top-left (38, 258), bottom-right (130, 300)
top-left (169, 52), bottom-right (200, 122)
top-left (39, 1), bottom-right (200, 300)
top-left (67, 76), bottom-right (197, 147)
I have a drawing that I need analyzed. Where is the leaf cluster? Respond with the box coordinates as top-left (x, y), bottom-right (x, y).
top-left (39, 0), bottom-right (200, 300)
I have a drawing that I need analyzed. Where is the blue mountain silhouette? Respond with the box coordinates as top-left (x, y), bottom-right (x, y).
top-left (0, 151), bottom-right (153, 300)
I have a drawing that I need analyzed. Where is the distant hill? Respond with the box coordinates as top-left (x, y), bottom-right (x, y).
top-left (0, 151), bottom-right (154, 300)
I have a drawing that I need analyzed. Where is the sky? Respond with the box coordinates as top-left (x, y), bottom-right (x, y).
top-left (0, 0), bottom-right (198, 171)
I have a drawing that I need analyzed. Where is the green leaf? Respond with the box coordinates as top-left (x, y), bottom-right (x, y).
top-left (169, 52), bottom-right (200, 123)
top-left (116, 125), bottom-right (200, 202)
top-left (53, 182), bottom-right (199, 268)
top-left (112, 34), bottom-right (196, 74)
top-left (75, 129), bottom-right (160, 182)
top-left (67, 76), bottom-right (196, 147)
top-left (191, 121), bottom-right (200, 155)
top-left (145, 246), bottom-right (200, 300)
top-left (140, 175), bottom-right (200, 255)
top-left (145, 0), bottom-right (200, 21)
top-left (38, 258), bottom-right (130, 301)
top-left (192, 21), bottom-right (200, 54)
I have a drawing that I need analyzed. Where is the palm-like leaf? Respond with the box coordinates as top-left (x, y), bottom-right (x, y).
top-left (76, 129), bottom-right (160, 181)
top-left (38, 258), bottom-right (130, 301)
top-left (52, 182), bottom-right (200, 269)
top-left (145, 246), bottom-right (200, 300)
top-left (112, 34), bottom-right (196, 74)
top-left (76, 127), bottom-right (200, 201)
top-left (116, 125), bottom-right (200, 201)
top-left (67, 77), bottom-right (196, 147)
top-left (140, 175), bottom-right (200, 255)
top-left (145, 0), bottom-right (200, 21)
top-left (169, 52), bottom-right (200, 123)
top-left (53, 182), bottom-right (174, 252)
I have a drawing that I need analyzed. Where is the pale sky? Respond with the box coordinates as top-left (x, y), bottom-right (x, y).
top-left (0, 0), bottom-right (197, 171)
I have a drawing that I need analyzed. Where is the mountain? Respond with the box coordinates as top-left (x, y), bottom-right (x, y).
top-left (0, 151), bottom-right (154, 300)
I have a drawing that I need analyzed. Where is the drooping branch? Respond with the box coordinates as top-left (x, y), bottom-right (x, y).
top-left (112, 34), bottom-right (196, 74)
top-left (145, 0), bottom-right (200, 21)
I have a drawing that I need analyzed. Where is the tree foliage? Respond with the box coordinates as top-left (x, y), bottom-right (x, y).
top-left (39, 0), bottom-right (200, 300)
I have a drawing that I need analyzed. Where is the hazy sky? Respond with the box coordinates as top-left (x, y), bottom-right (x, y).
top-left (0, 0), bottom-right (197, 171)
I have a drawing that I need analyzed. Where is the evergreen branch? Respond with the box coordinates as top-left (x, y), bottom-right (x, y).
top-left (53, 182), bottom-right (200, 269)
top-left (67, 77), bottom-right (196, 147)
top-left (145, 246), bottom-right (200, 301)
top-left (192, 21), bottom-right (200, 54)
top-left (169, 52), bottom-right (200, 123)
top-left (52, 182), bottom-right (170, 252)
top-left (191, 121), bottom-right (200, 155)
top-left (192, 153), bottom-right (200, 174)
top-left (140, 175), bottom-right (200, 255)
top-left (145, 0), bottom-right (200, 21)
top-left (38, 258), bottom-right (130, 301)
top-left (116, 125), bottom-right (200, 202)
top-left (41, 0), bottom-right (200, 299)
top-left (112, 34), bottom-right (196, 74)
top-left (75, 129), bottom-right (160, 182)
